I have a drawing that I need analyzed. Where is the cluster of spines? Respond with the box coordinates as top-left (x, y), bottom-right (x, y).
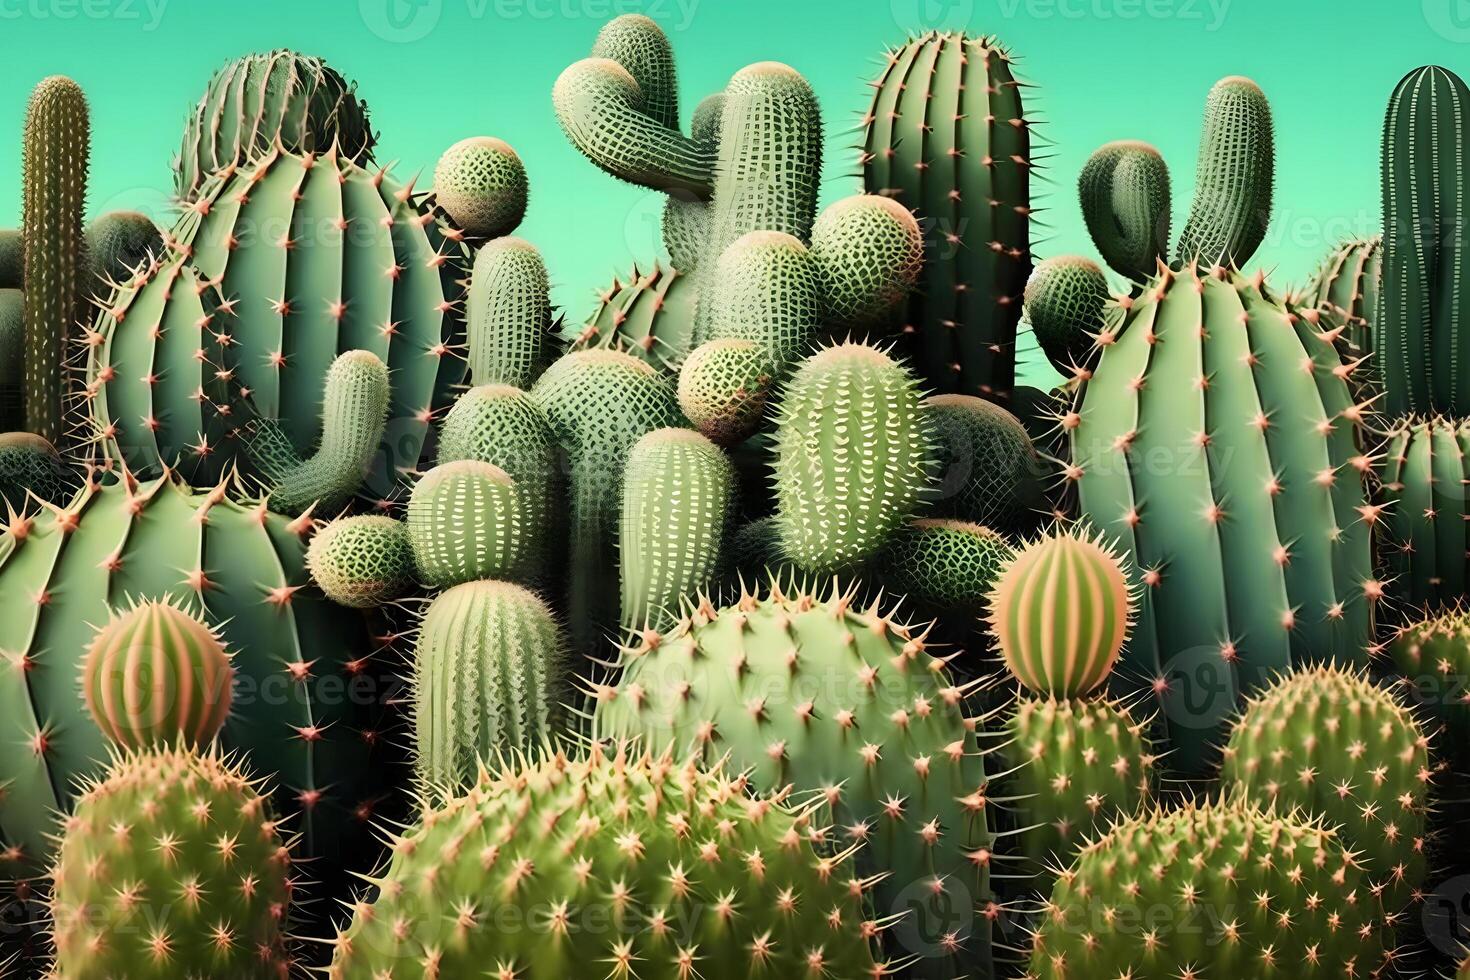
top-left (572, 260), bottom-right (697, 370)
top-left (1380, 416), bottom-right (1470, 611)
top-left (1301, 234), bottom-right (1382, 358)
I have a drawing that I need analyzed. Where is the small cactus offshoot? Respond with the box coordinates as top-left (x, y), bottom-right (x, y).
top-left (433, 136), bottom-right (528, 238)
top-left (306, 514), bottom-right (415, 608)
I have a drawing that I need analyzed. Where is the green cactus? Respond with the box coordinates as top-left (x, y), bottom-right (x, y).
top-left (879, 518), bottom-right (1014, 614)
top-left (1027, 802), bottom-right (1392, 978)
top-left (306, 514), bottom-right (414, 608)
top-left (0, 230), bottom-right (20, 288)
top-left (85, 211), bottom-right (162, 288)
top-left (0, 290), bottom-right (22, 430)
top-left (928, 393), bottom-right (1042, 534)
top-left (241, 348), bottom-right (391, 516)
top-left (0, 430), bottom-right (67, 509)
top-left (620, 428), bottom-right (733, 631)
top-left (773, 343), bottom-right (932, 574)
top-left (1382, 417), bottom-right (1470, 611)
top-left (175, 49), bottom-right (375, 200)
top-left (863, 31), bottom-right (1033, 403)
top-left (572, 261), bottom-right (698, 369)
top-left (700, 230), bottom-right (820, 365)
top-left (81, 598), bottom-right (234, 750)
top-left (1303, 234), bottom-right (1381, 358)
top-left (50, 746), bottom-right (292, 978)
top-left (433, 136), bottom-right (527, 239)
top-left (596, 582), bottom-right (998, 978)
top-left (724, 514), bottom-right (793, 583)
top-left (677, 338), bottom-right (772, 446)
top-left (1387, 607), bottom-right (1470, 745)
top-left (1221, 665), bottom-right (1430, 913)
top-left (412, 580), bottom-right (569, 792)
top-left (329, 743), bottom-right (883, 979)
top-left (1173, 76), bottom-right (1274, 267)
top-left (406, 460), bottom-right (529, 589)
top-left (1078, 140), bottom-right (1171, 282)
top-left (1023, 256), bottom-right (1111, 373)
top-left (23, 75), bottom-right (89, 446)
top-left (808, 192), bottom-right (923, 329)
top-left (465, 236), bottom-right (552, 389)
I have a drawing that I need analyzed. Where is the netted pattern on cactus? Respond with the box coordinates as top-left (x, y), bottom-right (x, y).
top-left (85, 211), bottom-right (162, 288)
top-left (0, 431), bottom-right (67, 510)
top-left (82, 599), bottom-right (233, 749)
top-left (407, 460), bottom-right (528, 588)
top-left (1027, 802), bottom-right (1391, 978)
top-left (51, 746), bottom-right (292, 978)
top-left (1078, 140), bottom-right (1171, 281)
top-left (880, 518), bottom-right (1014, 613)
top-left (1070, 265), bottom-right (1376, 775)
top-left (928, 393), bottom-right (1041, 533)
top-left (725, 515), bottom-right (794, 584)
top-left (988, 527), bottom-right (1133, 698)
top-left (1221, 666), bottom-right (1430, 911)
top-left (1173, 77), bottom-right (1274, 268)
top-left (1304, 235), bottom-right (1381, 358)
top-left (413, 581), bottom-right (568, 792)
top-left (773, 343), bottom-right (932, 573)
top-left (595, 582), bottom-right (997, 978)
top-left (1388, 607), bottom-right (1470, 742)
top-left (701, 230), bottom-right (820, 368)
top-left (590, 13), bottom-right (680, 130)
top-left (329, 743), bottom-right (881, 979)
top-left (465, 236), bottom-right (551, 389)
top-left (574, 261), bottom-right (698, 370)
top-left (864, 32), bottom-right (1032, 401)
top-left (306, 514), bottom-right (413, 608)
top-left (677, 338), bottom-right (771, 446)
top-left (175, 49), bottom-right (375, 199)
top-left (809, 193), bottom-right (924, 329)
top-left (1024, 256), bottom-right (1110, 372)
top-left (1382, 417), bottom-right (1470, 611)
top-left (433, 136), bottom-right (527, 239)
top-left (0, 473), bottom-right (392, 882)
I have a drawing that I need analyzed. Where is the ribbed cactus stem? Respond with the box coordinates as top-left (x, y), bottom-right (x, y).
top-left (1173, 76), bottom-right (1274, 268)
top-left (465, 236), bottom-right (551, 388)
top-left (1078, 140), bottom-right (1171, 281)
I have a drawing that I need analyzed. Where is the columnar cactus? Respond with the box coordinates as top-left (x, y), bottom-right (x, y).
top-left (595, 582), bottom-right (998, 978)
top-left (175, 49), bottom-right (375, 200)
top-left (1078, 140), bottom-right (1171, 282)
top-left (1173, 76), bottom-right (1275, 267)
top-left (22, 74), bottom-right (88, 446)
top-left (329, 744), bottom-right (883, 979)
top-left (1381, 416), bottom-right (1470, 610)
top-left (1027, 802), bottom-right (1392, 978)
top-left (412, 580), bottom-right (569, 791)
top-left (879, 518), bottom-right (1015, 614)
top-left (863, 31), bottom-right (1033, 402)
top-left (306, 514), bottom-right (414, 608)
top-left (573, 261), bottom-right (697, 369)
top-left (406, 460), bottom-right (529, 588)
top-left (465, 236), bottom-right (551, 389)
top-left (432, 136), bottom-right (527, 239)
top-left (81, 599), bottom-right (234, 750)
top-left (927, 392), bottom-right (1041, 534)
top-left (1221, 666), bottom-right (1431, 913)
top-left (1303, 234), bottom-right (1381, 358)
top-left (1387, 607), bottom-right (1470, 743)
top-left (50, 746), bottom-right (293, 978)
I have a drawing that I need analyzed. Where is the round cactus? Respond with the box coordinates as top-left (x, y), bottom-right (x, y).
top-left (306, 514), bottom-right (414, 608)
top-left (0, 289), bottom-right (22, 430)
top-left (773, 343), bottom-right (932, 574)
top-left (85, 211), bottom-right (162, 288)
top-left (809, 193), bottom-right (924, 328)
top-left (880, 518), bottom-right (1015, 613)
top-left (0, 430), bottom-right (68, 509)
top-left (987, 527), bottom-right (1133, 698)
top-left (574, 262), bottom-right (698, 370)
top-left (677, 338), bottom-right (772, 446)
top-left (81, 599), bottom-right (233, 750)
top-left (406, 460), bottom-right (528, 589)
top-left (1387, 607), bottom-right (1470, 744)
top-left (1221, 666), bottom-right (1431, 911)
top-left (412, 580), bottom-right (569, 792)
top-left (1028, 801), bottom-right (1392, 978)
top-left (928, 393), bottom-right (1042, 534)
top-left (329, 744), bottom-right (882, 978)
top-left (465, 236), bottom-right (552, 390)
top-left (701, 230), bottom-right (820, 368)
top-left (50, 746), bottom-right (293, 978)
top-left (1024, 256), bottom-right (1110, 372)
top-left (433, 136), bottom-right (528, 239)
top-left (724, 515), bottom-right (794, 584)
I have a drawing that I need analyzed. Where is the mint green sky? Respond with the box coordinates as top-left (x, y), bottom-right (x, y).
top-left (0, 0), bottom-right (1460, 327)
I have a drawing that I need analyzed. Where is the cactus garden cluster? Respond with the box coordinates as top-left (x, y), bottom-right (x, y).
top-left (3, 11), bottom-right (1470, 980)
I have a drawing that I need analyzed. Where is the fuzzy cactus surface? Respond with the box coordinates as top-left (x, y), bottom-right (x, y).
top-left (433, 136), bottom-right (527, 239)
top-left (677, 338), bottom-right (772, 446)
top-left (306, 514), bottom-right (414, 608)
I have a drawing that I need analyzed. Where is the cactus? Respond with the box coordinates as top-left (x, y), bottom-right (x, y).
top-left (23, 75), bottom-right (89, 446)
top-left (406, 460), bottom-right (529, 589)
top-left (432, 136), bottom-right (527, 239)
top-left (0, 472), bottom-right (395, 892)
top-left (773, 343), bottom-right (932, 574)
top-left (329, 743), bottom-right (882, 979)
top-left (620, 428), bottom-right (733, 631)
top-left (1303, 234), bottom-right (1381, 358)
top-left (87, 146), bottom-right (467, 489)
top-left (85, 211), bottom-right (162, 288)
top-left (725, 514), bottom-right (793, 583)
top-left (879, 518), bottom-right (1015, 614)
top-left (411, 580), bottom-right (569, 791)
top-left (863, 31), bottom-right (1033, 403)
top-left (1382, 417), bottom-right (1470, 612)
top-left (700, 230), bottom-right (820, 366)
top-left (1027, 802), bottom-right (1392, 978)
top-left (240, 348), bottom-right (391, 516)
top-left (1069, 265), bottom-right (1377, 775)
top-left (1173, 76), bottom-right (1274, 267)
top-left (1221, 665), bottom-right (1430, 913)
top-left (677, 337), bottom-right (772, 446)
top-left (175, 49), bottom-right (375, 199)
top-left (0, 230), bottom-right (20, 288)
top-left (1387, 607), bottom-right (1470, 744)
top-left (1381, 66), bottom-right (1470, 418)
top-left (50, 746), bottom-right (292, 978)
top-left (306, 514), bottom-right (414, 608)
top-left (0, 430), bottom-right (67, 509)
top-left (809, 193), bottom-right (924, 329)
top-left (81, 599), bottom-right (233, 750)
top-left (573, 261), bottom-right (698, 369)
top-left (465, 236), bottom-right (552, 389)
top-left (595, 582), bottom-right (997, 978)
top-left (1023, 256), bottom-right (1110, 373)
top-left (987, 527), bottom-right (1134, 699)
top-left (928, 393), bottom-right (1042, 534)
top-left (0, 290), bottom-right (22, 429)
top-left (1078, 140), bottom-right (1171, 282)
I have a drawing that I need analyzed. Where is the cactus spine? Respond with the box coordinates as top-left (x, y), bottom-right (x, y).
top-left (85, 211), bottom-right (162, 288)
top-left (1303, 234), bottom-right (1381, 358)
top-left (1381, 417), bottom-right (1470, 610)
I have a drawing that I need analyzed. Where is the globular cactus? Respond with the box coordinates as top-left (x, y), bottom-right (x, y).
top-left (619, 428), bottom-right (733, 631)
top-left (573, 261), bottom-right (698, 369)
top-left (700, 230), bottom-right (820, 366)
top-left (85, 211), bottom-right (162, 288)
top-left (329, 743), bottom-right (883, 979)
top-left (1069, 265), bottom-right (1377, 775)
top-left (879, 518), bottom-right (1015, 614)
top-left (724, 514), bottom-right (794, 583)
top-left (1221, 666), bottom-right (1431, 913)
top-left (863, 31), bottom-right (1033, 403)
top-left (1381, 66), bottom-right (1470, 418)
top-left (1173, 76), bottom-right (1274, 267)
top-left (406, 460), bottom-right (529, 589)
top-left (0, 230), bottom-right (20, 288)
top-left (465, 236), bottom-right (552, 389)
top-left (1387, 607), bottom-right (1470, 744)
top-left (1023, 256), bottom-right (1110, 373)
top-left (175, 49), bottom-right (375, 200)
top-left (433, 136), bottom-right (527, 239)
top-left (773, 343), bottom-right (932, 574)
top-left (809, 193), bottom-right (924, 329)
top-left (1027, 802), bottom-right (1393, 978)
top-left (50, 746), bottom-right (292, 978)
top-left (927, 392), bottom-right (1041, 534)
top-left (1381, 417), bottom-right (1470, 611)
top-left (81, 599), bottom-right (233, 750)
top-left (241, 349), bottom-right (391, 516)
top-left (0, 430), bottom-right (67, 509)
top-left (987, 527), bottom-right (1133, 699)
top-left (0, 290), bottom-right (22, 429)
top-left (595, 582), bottom-right (998, 978)
top-left (1303, 234), bottom-right (1382, 358)
top-left (411, 580), bottom-right (569, 792)
top-left (1078, 140), bottom-right (1171, 282)
top-left (306, 514), bottom-right (414, 608)
top-left (23, 75), bottom-right (89, 447)
top-left (677, 337), bottom-right (772, 446)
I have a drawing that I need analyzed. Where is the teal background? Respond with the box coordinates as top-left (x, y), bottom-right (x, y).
top-left (0, 0), bottom-right (1457, 337)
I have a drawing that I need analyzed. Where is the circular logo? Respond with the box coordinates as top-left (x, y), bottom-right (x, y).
top-left (889, 0), bottom-right (975, 33)
top-left (360, 0), bottom-right (443, 43)
top-left (1158, 645), bottom-right (1239, 731)
top-left (886, 874), bottom-right (975, 961)
top-left (1425, 0), bottom-right (1470, 42)
top-left (1424, 874), bottom-right (1470, 958)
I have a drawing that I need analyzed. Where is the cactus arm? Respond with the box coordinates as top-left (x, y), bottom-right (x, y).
top-left (465, 237), bottom-right (551, 389)
top-left (589, 13), bottom-right (680, 131)
top-left (1079, 140), bottom-right (1171, 281)
top-left (660, 91), bottom-right (725, 272)
top-left (1173, 76), bottom-right (1274, 269)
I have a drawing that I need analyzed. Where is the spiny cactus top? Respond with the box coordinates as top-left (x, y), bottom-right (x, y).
top-left (1387, 605), bottom-right (1470, 739)
top-left (574, 261), bottom-right (698, 370)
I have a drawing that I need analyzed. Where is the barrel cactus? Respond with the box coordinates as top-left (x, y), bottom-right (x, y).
top-left (306, 514), bottom-right (414, 608)
top-left (1387, 607), bottom-right (1470, 744)
top-left (406, 460), bottom-right (529, 589)
top-left (432, 136), bottom-right (527, 239)
top-left (879, 518), bottom-right (1014, 614)
top-left (927, 393), bottom-right (1042, 534)
top-left (676, 337), bottom-right (772, 446)
top-left (85, 211), bottom-right (162, 288)
top-left (1303, 234), bottom-right (1381, 358)
top-left (1023, 256), bottom-right (1110, 373)
top-left (1382, 416), bottom-right (1470, 611)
